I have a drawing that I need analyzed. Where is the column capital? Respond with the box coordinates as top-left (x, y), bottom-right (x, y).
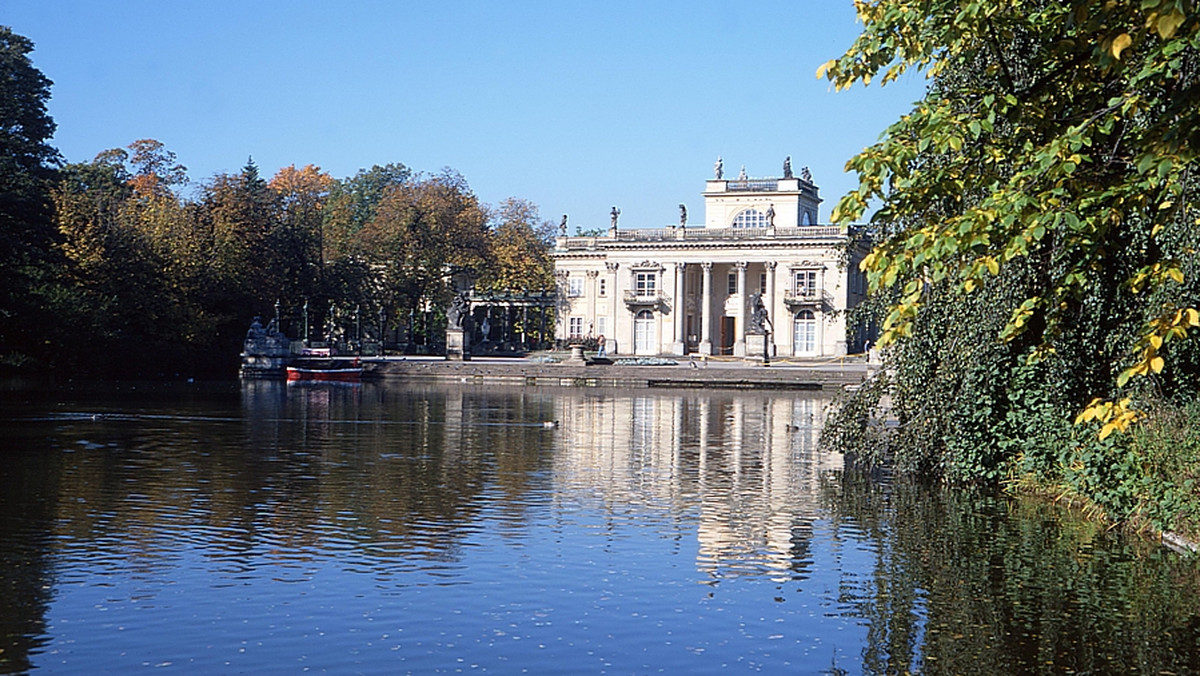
top-left (586, 270), bottom-right (599, 278)
top-left (765, 261), bottom-right (777, 271)
top-left (735, 261), bottom-right (748, 270)
top-left (605, 261), bottom-right (620, 272)
top-left (700, 261), bottom-right (713, 272)
top-left (674, 261), bottom-right (688, 272)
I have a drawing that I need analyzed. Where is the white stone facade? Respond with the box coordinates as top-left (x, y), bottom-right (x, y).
top-left (551, 167), bottom-right (871, 358)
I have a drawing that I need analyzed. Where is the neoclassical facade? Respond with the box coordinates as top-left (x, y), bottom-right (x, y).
top-left (551, 163), bottom-right (870, 357)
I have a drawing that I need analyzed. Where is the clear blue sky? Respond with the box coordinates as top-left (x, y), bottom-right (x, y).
top-left (6, 1), bottom-right (925, 231)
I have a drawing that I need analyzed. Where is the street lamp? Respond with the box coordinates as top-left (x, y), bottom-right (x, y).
top-left (303, 298), bottom-right (309, 345)
top-left (273, 298), bottom-right (280, 333)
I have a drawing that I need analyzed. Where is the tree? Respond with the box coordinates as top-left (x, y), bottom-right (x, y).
top-left (51, 142), bottom-right (222, 376)
top-left (0, 26), bottom-right (61, 368)
top-left (819, 0), bottom-right (1200, 437)
top-left (353, 170), bottom-right (489, 342)
top-left (478, 198), bottom-right (555, 292)
top-left (268, 164), bottom-right (334, 308)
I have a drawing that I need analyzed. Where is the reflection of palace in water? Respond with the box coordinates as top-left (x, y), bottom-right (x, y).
top-left (552, 391), bottom-right (841, 581)
top-left (237, 381), bottom-right (841, 581)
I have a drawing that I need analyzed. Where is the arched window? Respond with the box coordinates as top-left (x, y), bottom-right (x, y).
top-left (732, 208), bottom-right (768, 228)
top-left (793, 309), bottom-right (817, 356)
top-left (634, 310), bottom-right (656, 355)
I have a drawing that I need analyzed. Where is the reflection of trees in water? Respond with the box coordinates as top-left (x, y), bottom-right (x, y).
top-left (554, 389), bottom-right (841, 582)
top-left (821, 474), bottom-right (1200, 675)
top-left (0, 423), bottom-right (59, 674)
top-left (237, 382), bottom-right (559, 569)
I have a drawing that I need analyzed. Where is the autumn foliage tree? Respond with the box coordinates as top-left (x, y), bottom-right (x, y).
top-left (478, 197), bottom-right (555, 293)
top-left (354, 170), bottom-right (490, 323)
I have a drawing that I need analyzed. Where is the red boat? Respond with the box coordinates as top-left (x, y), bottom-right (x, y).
top-left (286, 361), bottom-right (364, 383)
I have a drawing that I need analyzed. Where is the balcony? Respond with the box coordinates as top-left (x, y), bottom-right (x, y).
top-left (783, 288), bottom-right (833, 308)
top-left (623, 290), bottom-right (670, 310)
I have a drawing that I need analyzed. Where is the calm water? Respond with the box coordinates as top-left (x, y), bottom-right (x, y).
top-left (1, 381), bottom-right (1198, 674)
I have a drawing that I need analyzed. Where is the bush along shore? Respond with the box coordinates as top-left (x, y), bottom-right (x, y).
top-left (823, 367), bottom-right (1200, 552)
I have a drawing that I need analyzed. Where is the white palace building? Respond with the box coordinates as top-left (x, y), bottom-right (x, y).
top-left (551, 160), bottom-right (871, 358)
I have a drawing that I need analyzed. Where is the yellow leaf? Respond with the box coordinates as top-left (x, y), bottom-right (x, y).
top-left (1151, 355), bottom-right (1165, 373)
top-left (1099, 422), bottom-right (1117, 440)
top-left (1111, 33), bottom-right (1132, 60)
top-left (816, 60), bottom-right (835, 80)
top-left (1187, 308), bottom-right (1199, 327)
top-left (1157, 10), bottom-right (1185, 39)
top-left (1149, 334), bottom-right (1162, 349)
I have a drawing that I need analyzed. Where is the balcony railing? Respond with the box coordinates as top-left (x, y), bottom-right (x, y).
top-left (783, 288), bottom-right (834, 307)
top-left (623, 290), bottom-right (670, 308)
top-left (725, 179), bottom-right (780, 192)
top-left (559, 225), bottom-right (847, 249)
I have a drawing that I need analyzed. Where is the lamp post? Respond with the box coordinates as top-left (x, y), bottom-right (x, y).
top-left (355, 304), bottom-right (361, 355)
top-left (378, 306), bottom-right (385, 355)
top-left (302, 299), bottom-right (309, 345)
top-left (273, 299), bottom-right (280, 334)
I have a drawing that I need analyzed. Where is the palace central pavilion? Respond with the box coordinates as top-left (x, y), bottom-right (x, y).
top-left (550, 161), bottom-right (871, 358)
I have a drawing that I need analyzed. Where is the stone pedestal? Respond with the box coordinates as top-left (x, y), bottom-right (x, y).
top-left (744, 333), bottom-right (768, 362)
top-left (566, 344), bottom-right (587, 364)
top-left (446, 328), bottom-right (470, 361)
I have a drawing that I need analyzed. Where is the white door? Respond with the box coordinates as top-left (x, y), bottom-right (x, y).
top-left (793, 310), bottom-right (816, 356)
top-left (634, 310), bottom-right (656, 355)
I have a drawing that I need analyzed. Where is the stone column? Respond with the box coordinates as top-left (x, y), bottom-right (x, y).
top-left (733, 261), bottom-right (748, 357)
top-left (586, 270), bottom-right (599, 337)
top-left (765, 261), bottom-right (777, 357)
top-left (672, 262), bottom-right (686, 355)
top-left (606, 262), bottom-right (620, 355)
top-left (554, 271), bottom-right (568, 344)
top-left (699, 262), bottom-right (713, 355)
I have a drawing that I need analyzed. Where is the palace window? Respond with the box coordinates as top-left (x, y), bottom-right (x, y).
top-left (568, 317), bottom-right (584, 339)
top-left (732, 208), bottom-right (768, 228)
top-left (596, 317), bottom-right (607, 338)
top-left (727, 272), bottom-right (737, 296)
top-left (635, 271), bottom-right (657, 297)
top-left (794, 310), bottom-right (816, 354)
top-left (568, 277), bottom-right (584, 297)
top-left (759, 273), bottom-right (767, 295)
top-left (794, 270), bottom-right (818, 297)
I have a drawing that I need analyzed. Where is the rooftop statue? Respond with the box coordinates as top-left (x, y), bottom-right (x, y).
top-left (559, 214), bottom-right (568, 237)
top-left (610, 206), bottom-right (620, 230)
top-left (679, 203), bottom-right (687, 227)
top-left (783, 156), bottom-right (793, 179)
top-left (714, 156), bottom-right (723, 179)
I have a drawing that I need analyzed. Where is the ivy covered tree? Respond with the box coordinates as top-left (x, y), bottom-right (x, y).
top-left (819, 0), bottom-right (1200, 505)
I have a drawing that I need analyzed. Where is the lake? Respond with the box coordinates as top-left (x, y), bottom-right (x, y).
top-left (1, 380), bottom-right (1198, 674)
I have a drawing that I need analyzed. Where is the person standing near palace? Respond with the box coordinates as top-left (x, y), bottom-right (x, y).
top-left (596, 334), bottom-right (606, 358)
